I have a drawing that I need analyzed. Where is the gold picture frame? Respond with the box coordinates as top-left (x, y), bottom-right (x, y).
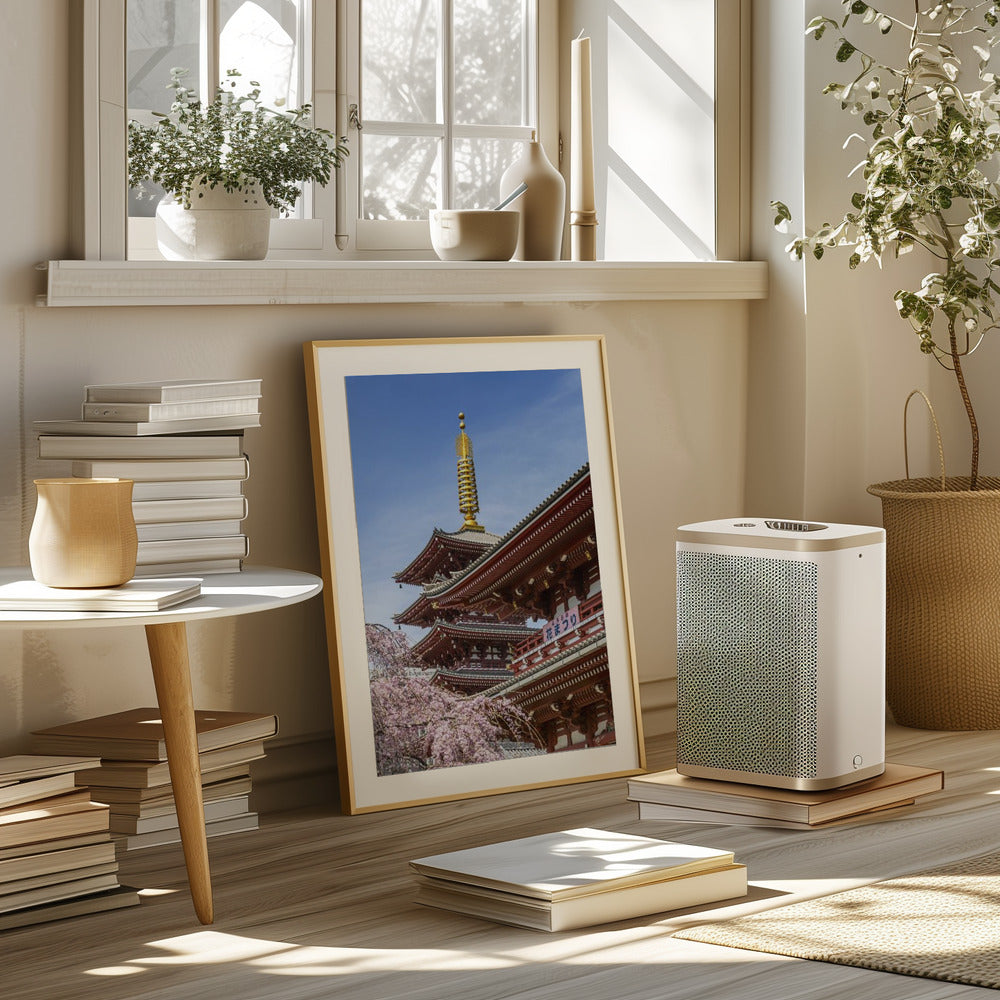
top-left (304, 335), bottom-right (644, 814)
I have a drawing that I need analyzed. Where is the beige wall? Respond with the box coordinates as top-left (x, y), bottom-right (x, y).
top-left (0, 3), bottom-right (750, 775)
top-left (747, 0), bottom-right (940, 524)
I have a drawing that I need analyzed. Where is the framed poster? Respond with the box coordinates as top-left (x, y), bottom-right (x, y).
top-left (304, 335), bottom-right (644, 813)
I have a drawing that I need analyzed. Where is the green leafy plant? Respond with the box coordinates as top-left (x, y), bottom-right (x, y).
top-left (772, 1), bottom-right (1000, 488)
top-left (127, 68), bottom-right (348, 214)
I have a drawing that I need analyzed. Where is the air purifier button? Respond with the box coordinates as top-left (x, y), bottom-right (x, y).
top-left (853, 754), bottom-right (864, 768)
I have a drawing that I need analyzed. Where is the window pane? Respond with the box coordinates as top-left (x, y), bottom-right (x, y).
top-left (452, 137), bottom-right (519, 209)
top-left (127, 0), bottom-right (200, 115)
top-left (127, 0), bottom-right (201, 217)
top-left (219, 0), bottom-right (301, 111)
top-left (362, 0), bottom-right (440, 124)
top-left (453, 0), bottom-right (525, 127)
top-left (362, 135), bottom-right (440, 220)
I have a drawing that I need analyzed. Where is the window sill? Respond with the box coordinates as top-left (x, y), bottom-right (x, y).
top-left (42, 259), bottom-right (768, 307)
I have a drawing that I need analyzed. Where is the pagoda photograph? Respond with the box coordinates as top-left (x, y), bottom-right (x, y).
top-left (343, 366), bottom-right (619, 776)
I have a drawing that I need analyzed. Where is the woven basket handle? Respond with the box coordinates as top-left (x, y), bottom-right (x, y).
top-left (903, 389), bottom-right (946, 490)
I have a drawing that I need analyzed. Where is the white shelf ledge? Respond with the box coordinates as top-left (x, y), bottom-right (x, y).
top-left (43, 259), bottom-right (768, 307)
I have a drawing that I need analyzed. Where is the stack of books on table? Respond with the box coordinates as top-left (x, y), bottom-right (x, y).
top-left (410, 827), bottom-right (747, 932)
top-left (30, 707), bottom-right (277, 852)
top-left (0, 754), bottom-right (140, 929)
top-left (627, 762), bottom-right (945, 830)
top-left (35, 377), bottom-right (262, 576)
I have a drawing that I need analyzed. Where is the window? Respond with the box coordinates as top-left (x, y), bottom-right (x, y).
top-left (352, 0), bottom-right (537, 252)
top-left (81, 0), bottom-right (747, 264)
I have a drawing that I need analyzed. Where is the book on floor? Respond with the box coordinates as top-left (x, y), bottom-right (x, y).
top-left (115, 811), bottom-right (259, 851)
top-left (31, 708), bottom-right (278, 762)
top-left (0, 840), bottom-right (118, 885)
top-left (84, 378), bottom-right (263, 404)
top-left (410, 828), bottom-right (746, 931)
top-left (0, 832), bottom-right (112, 863)
top-left (0, 859), bottom-right (121, 900)
top-left (635, 797), bottom-right (919, 830)
top-left (76, 753), bottom-right (260, 791)
top-left (0, 755), bottom-right (101, 783)
top-left (0, 800), bottom-right (110, 850)
top-left (84, 773), bottom-right (253, 806)
top-left (0, 578), bottom-right (201, 612)
top-left (37, 433), bottom-right (246, 460)
top-left (415, 863), bottom-right (748, 933)
top-left (33, 413), bottom-right (261, 436)
top-left (626, 762), bottom-right (944, 825)
top-left (81, 397), bottom-right (259, 423)
top-left (108, 794), bottom-right (251, 835)
top-left (0, 884), bottom-right (141, 930)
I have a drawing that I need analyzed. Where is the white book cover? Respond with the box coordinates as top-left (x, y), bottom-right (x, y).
top-left (81, 397), bottom-right (260, 422)
top-left (37, 434), bottom-right (245, 460)
top-left (410, 828), bottom-right (735, 901)
top-left (131, 480), bottom-right (246, 501)
top-left (135, 535), bottom-right (248, 565)
top-left (415, 863), bottom-right (749, 932)
top-left (131, 496), bottom-right (248, 523)
top-left (134, 558), bottom-right (243, 577)
top-left (84, 378), bottom-right (263, 403)
top-left (71, 456), bottom-right (250, 482)
top-left (0, 578), bottom-right (201, 612)
top-left (33, 414), bottom-right (261, 436)
top-left (136, 519), bottom-right (244, 542)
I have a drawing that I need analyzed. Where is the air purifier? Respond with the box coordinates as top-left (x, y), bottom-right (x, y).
top-left (675, 517), bottom-right (886, 790)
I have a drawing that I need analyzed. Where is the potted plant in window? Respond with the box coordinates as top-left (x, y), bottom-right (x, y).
top-left (772, 1), bottom-right (1000, 729)
top-left (127, 68), bottom-right (348, 260)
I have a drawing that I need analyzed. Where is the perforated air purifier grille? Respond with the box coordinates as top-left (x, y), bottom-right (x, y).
top-left (676, 550), bottom-right (819, 779)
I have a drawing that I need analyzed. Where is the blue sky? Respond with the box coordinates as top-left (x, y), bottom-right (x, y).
top-left (345, 368), bottom-right (590, 635)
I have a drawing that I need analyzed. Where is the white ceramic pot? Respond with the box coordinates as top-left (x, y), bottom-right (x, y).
top-left (155, 180), bottom-right (271, 260)
top-left (29, 478), bottom-right (138, 588)
top-left (429, 209), bottom-right (519, 261)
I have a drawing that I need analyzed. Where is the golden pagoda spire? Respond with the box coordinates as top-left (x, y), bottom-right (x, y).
top-left (456, 412), bottom-right (485, 532)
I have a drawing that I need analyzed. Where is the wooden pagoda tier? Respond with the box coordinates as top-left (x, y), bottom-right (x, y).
top-left (412, 617), bottom-right (538, 694)
top-left (485, 592), bottom-right (613, 752)
top-left (393, 465), bottom-right (598, 629)
top-left (392, 526), bottom-right (500, 588)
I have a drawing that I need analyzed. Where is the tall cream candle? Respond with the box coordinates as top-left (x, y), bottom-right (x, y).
top-left (571, 33), bottom-right (597, 260)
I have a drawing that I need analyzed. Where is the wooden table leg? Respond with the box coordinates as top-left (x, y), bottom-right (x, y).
top-left (144, 621), bottom-right (214, 924)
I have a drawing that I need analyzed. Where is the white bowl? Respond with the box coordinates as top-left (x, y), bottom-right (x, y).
top-left (429, 209), bottom-right (519, 261)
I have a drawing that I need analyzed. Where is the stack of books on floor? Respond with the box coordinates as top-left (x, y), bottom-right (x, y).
top-left (30, 707), bottom-right (277, 851)
top-left (410, 827), bottom-right (748, 932)
top-left (0, 754), bottom-right (140, 929)
top-left (627, 762), bottom-right (945, 830)
top-left (35, 377), bottom-right (261, 576)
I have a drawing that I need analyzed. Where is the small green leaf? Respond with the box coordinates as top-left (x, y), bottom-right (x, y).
top-left (849, 252), bottom-right (862, 269)
top-left (836, 40), bottom-right (857, 63)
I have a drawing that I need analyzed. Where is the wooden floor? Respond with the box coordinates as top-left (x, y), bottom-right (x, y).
top-left (5, 725), bottom-right (1000, 999)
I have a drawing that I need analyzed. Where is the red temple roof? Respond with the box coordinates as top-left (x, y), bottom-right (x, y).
top-left (393, 527), bottom-right (500, 586)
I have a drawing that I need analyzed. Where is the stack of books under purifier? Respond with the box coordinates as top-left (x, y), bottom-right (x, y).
top-left (410, 827), bottom-right (748, 932)
top-left (35, 377), bottom-right (262, 576)
top-left (0, 755), bottom-right (140, 929)
top-left (627, 763), bottom-right (945, 830)
top-left (30, 708), bottom-right (277, 852)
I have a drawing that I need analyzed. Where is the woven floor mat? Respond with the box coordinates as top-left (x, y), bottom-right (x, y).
top-left (674, 850), bottom-right (1000, 990)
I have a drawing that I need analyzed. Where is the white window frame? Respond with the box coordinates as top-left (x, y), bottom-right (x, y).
top-left (78, 0), bottom-right (748, 264)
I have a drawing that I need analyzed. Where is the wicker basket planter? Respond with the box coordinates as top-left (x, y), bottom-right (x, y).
top-left (867, 475), bottom-right (1000, 730)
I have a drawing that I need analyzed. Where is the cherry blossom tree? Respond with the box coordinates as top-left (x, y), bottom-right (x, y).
top-left (366, 623), bottom-right (536, 775)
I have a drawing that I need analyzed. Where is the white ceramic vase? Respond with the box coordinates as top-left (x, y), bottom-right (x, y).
top-left (498, 135), bottom-right (566, 261)
top-left (29, 478), bottom-right (138, 588)
top-left (155, 180), bottom-right (271, 261)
